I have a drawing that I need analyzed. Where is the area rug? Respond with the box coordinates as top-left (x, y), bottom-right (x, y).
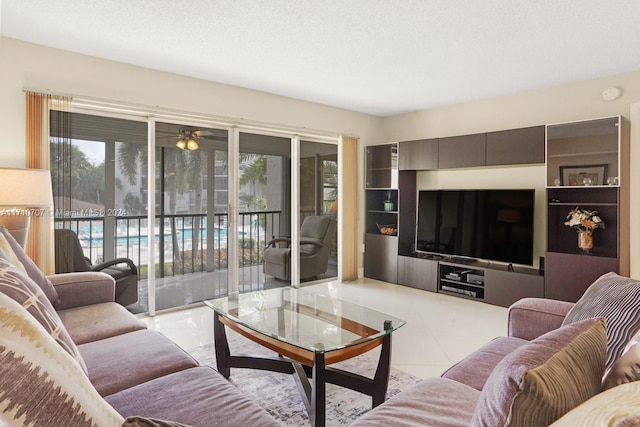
top-left (187, 331), bottom-right (421, 426)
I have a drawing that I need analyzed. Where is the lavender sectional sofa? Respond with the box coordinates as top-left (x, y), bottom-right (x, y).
top-left (0, 226), bottom-right (279, 426)
top-left (352, 273), bottom-right (640, 426)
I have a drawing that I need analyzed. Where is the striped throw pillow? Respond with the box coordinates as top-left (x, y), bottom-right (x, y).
top-left (562, 272), bottom-right (640, 370)
top-left (472, 318), bottom-right (607, 427)
top-left (0, 254), bottom-right (87, 373)
top-left (0, 292), bottom-right (124, 426)
top-left (0, 226), bottom-right (59, 305)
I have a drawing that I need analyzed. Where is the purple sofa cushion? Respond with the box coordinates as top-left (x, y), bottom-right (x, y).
top-left (0, 226), bottom-right (59, 304)
top-left (79, 329), bottom-right (199, 396)
top-left (106, 366), bottom-right (281, 427)
top-left (441, 336), bottom-right (527, 391)
top-left (58, 302), bottom-right (146, 345)
top-left (562, 272), bottom-right (640, 371)
top-left (508, 297), bottom-right (574, 341)
top-left (349, 377), bottom-right (480, 427)
top-left (472, 318), bottom-right (606, 427)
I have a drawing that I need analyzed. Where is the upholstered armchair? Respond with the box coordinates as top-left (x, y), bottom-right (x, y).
top-left (263, 215), bottom-right (337, 281)
top-left (54, 229), bottom-right (138, 307)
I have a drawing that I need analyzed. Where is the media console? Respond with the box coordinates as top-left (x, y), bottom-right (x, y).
top-left (397, 255), bottom-right (544, 308)
top-left (439, 263), bottom-right (485, 300)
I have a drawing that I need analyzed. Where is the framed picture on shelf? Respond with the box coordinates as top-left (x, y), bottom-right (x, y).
top-left (560, 164), bottom-right (608, 186)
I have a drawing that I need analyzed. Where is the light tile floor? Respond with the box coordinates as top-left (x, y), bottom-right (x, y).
top-left (141, 277), bottom-right (508, 379)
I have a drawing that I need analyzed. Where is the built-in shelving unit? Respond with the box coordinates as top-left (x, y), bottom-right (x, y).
top-left (364, 117), bottom-right (628, 307)
top-left (438, 263), bottom-right (485, 300)
top-left (545, 116), bottom-right (630, 302)
top-left (364, 144), bottom-right (399, 282)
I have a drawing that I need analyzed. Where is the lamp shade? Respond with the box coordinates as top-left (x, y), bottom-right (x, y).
top-left (0, 168), bottom-right (53, 247)
top-left (0, 168), bottom-right (53, 208)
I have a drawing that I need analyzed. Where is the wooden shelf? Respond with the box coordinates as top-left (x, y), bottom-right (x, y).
top-left (548, 150), bottom-right (617, 158)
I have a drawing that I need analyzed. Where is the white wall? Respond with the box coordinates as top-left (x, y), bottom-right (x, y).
top-left (0, 37), bottom-right (383, 167)
top-left (380, 71), bottom-right (640, 278)
top-left (380, 70), bottom-right (640, 141)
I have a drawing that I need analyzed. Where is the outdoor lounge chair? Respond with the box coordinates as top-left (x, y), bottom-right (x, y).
top-left (263, 215), bottom-right (336, 281)
top-left (54, 228), bottom-right (139, 306)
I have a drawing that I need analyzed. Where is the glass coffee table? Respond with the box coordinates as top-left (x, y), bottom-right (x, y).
top-left (203, 287), bottom-right (405, 427)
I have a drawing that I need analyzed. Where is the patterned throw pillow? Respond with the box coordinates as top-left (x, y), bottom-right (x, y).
top-left (122, 416), bottom-right (193, 427)
top-left (551, 382), bottom-right (640, 426)
top-left (601, 329), bottom-right (640, 390)
top-left (0, 292), bottom-right (124, 426)
top-left (0, 255), bottom-right (87, 373)
top-left (472, 318), bottom-right (607, 427)
top-left (0, 226), bottom-right (59, 305)
top-left (562, 272), bottom-right (640, 371)
top-left (0, 231), bottom-right (26, 271)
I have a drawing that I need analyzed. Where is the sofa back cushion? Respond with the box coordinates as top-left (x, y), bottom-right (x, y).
top-left (0, 292), bottom-right (124, 426)
top-left (0, 226), bottom-right (59, 305)
top-left (472, 318), bottom-right (606, 427)
top-left (0, 253), bottom-right (87, 373)
top-left (562, 272), bottom-right (640, 371)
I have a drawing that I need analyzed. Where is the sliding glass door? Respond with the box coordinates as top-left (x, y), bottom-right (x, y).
top-left (50, 111), bottom-right (150, 312)
top-left (51, 107), bottom-right (341, 314)
top-left (153, 122), bottom-right (230, 311)
top-left (238, 132), bottom-right (291, 289)
top-left (299, 140), bottom-right (339, 283)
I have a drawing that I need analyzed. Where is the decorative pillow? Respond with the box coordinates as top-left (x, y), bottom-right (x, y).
top-left (0, 254), bottom-right (87, 373)
top-left (0, 292), bottom-right (124, 426)
top-left (122, 416), bottom-right (193, 427)
top-left (472, 318), bottom-right (607, 427)
top-left (551, 381), bottom-right (640, 426)
top-left (0, 226), bottom-right (59, 305)
top-left (0, 232), bottom-right (27, 271)
top-left (562, 272), bottom-right (640, 370)
top-left (602, 329), bottom-right (640, 390)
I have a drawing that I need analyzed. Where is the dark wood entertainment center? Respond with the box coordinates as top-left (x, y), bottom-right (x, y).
top-left (364, 117), bottom-right (629, 307)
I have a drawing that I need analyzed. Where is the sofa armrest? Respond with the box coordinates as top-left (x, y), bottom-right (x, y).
top-left (49, 272), bottom-right (116, 310)
top-left (508, 297), bottom-right (575, 341)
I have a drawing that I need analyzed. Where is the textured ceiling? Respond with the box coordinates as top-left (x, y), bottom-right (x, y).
top-left (2, 0), bottom-right (640, 116)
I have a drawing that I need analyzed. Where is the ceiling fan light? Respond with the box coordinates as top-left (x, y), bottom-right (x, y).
top-left (187, 139), bottom-right (199, 150)
top-left (176, 139), bottom-right (186, 150)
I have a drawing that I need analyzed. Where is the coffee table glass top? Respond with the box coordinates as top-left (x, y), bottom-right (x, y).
top-left (203, 287), bottom-right (405, 354)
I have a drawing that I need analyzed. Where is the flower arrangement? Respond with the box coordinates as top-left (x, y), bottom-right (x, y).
top-left (385, 190), bottom-right (393, 203)
top-left (564, 207), bottom-right (605, 233)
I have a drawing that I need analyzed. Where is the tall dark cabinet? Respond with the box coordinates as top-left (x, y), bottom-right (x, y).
top-left (364, 143), bottom-right (416, 283)
top-left (364, 144), bottom-right (399, 282)
top-left (545, 116), bottom-right (630, 302)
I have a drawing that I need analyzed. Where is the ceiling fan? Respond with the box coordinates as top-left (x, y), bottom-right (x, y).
top-left (176, 128), bottom-right (210, 150)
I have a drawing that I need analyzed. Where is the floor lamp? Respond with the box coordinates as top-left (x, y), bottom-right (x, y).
top-left (0, 168), bottom-right (54, 248)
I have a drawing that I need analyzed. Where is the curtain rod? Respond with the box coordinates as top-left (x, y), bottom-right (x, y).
top-left (22, 87), bottom-right (358, 142)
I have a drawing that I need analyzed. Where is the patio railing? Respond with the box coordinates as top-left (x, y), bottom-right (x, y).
top-left (54, 210), bottom-right (283, 279)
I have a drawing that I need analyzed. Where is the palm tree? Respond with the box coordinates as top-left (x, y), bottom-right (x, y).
top-left (239, 155), bottom-right (267, 210)
top-left (118, 138), bottom-right (219, 275)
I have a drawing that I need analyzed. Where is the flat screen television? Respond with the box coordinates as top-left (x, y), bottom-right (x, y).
top-left (416, 189), bottom-right (535, 266)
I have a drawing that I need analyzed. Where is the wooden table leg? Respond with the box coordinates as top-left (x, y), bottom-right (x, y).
top-left (213, 313), bottom-right (231, 378)
top-left (310, 351), bottom-right (326, 427)
top-left (371, 320), bottom-right (392, 407)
